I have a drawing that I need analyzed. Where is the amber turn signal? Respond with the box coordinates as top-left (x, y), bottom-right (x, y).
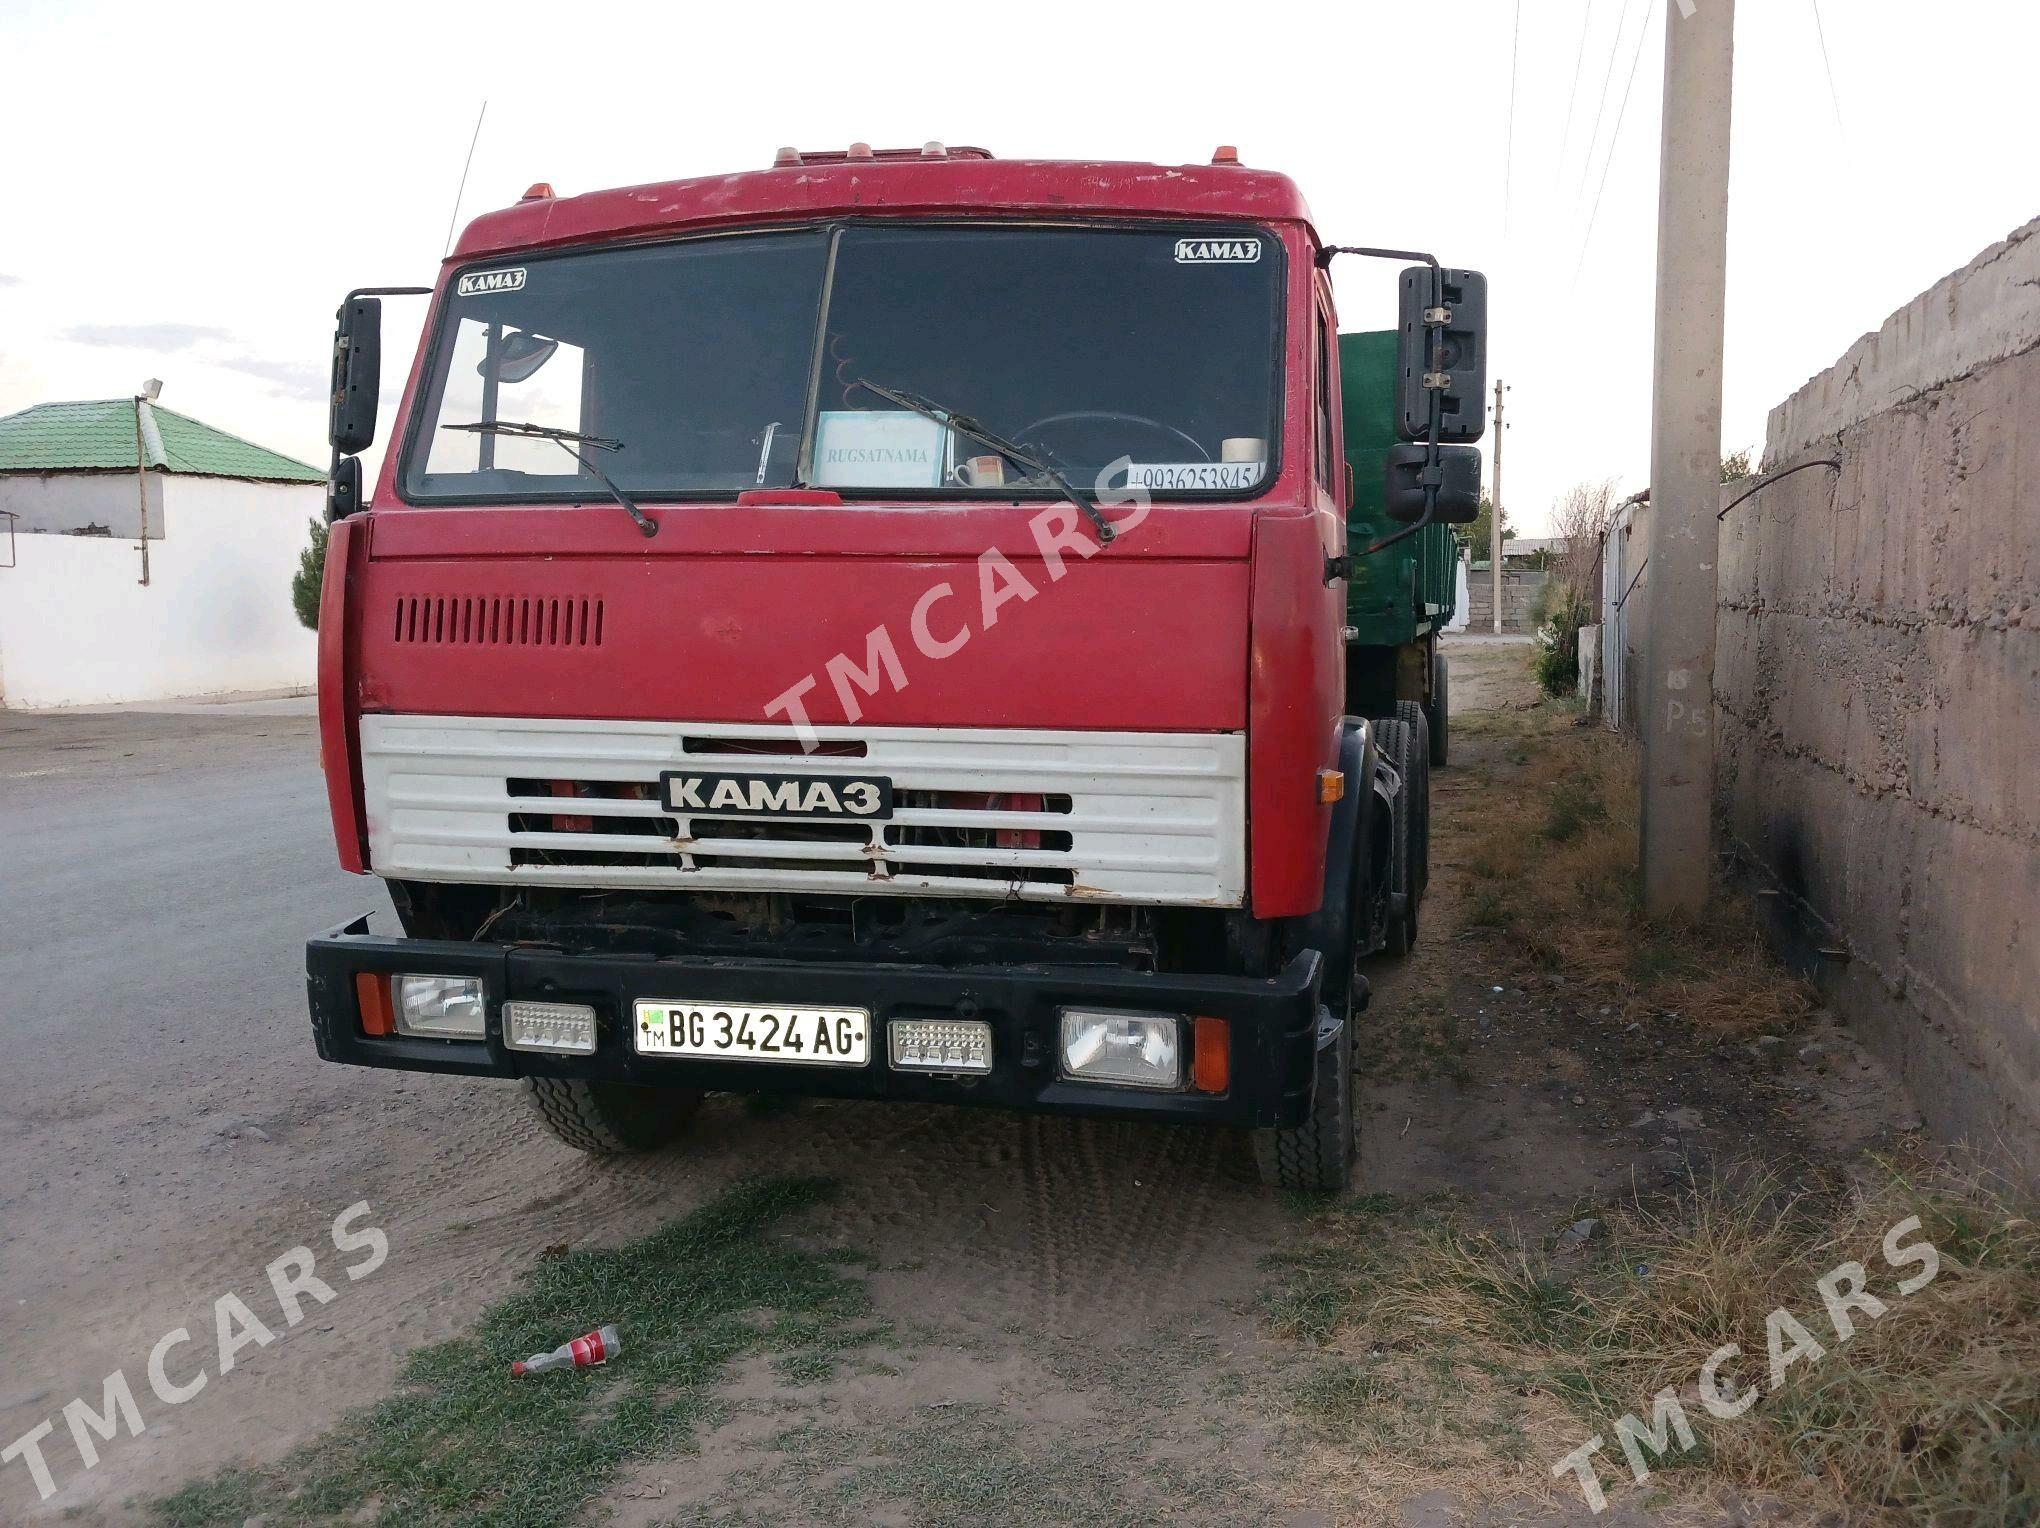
top-left (355, 972), bottom-right (395, 1038)
top-left (1316, 768), bottom-right (1345, 804)
top-left (1192, 1017), bottom-right (1230, 1093)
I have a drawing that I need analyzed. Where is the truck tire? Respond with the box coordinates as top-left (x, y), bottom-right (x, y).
top-left (1395, 700), bottom-right (1431, 902)
top-left (521, 1078), bottom-right (702, 1155)
top-left (1372, 717), bottom-right (1416, 956)
top-left (1253, 1004), bottom-right (1355, 1194)
top-left (1426, 649), bottom-right (1450, 767)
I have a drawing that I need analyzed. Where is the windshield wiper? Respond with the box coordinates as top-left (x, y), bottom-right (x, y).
top-left (848, 380), bottom-right (1115, 543)
top-left (443, 419), bottom-right (658, 538)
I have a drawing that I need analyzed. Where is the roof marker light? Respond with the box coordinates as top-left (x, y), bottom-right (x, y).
top-left (847, 141), bottom-right (875, 160)
top-left (773, 146), bottom-right (801, 167)
top-left (1211, 145), bottom-right (1240, 165)
top-left (921, 140), bottom-right (948, 158)
top-left (520, 182), bottom-right (554, 201)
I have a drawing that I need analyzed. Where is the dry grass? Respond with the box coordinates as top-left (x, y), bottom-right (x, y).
top-left (1446, 706), bottom-right (1815, 1036)
top-left (1266, 1164), bottom-right (2039, 1523)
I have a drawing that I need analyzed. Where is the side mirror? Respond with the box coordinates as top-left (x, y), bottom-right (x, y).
top-left (1384, 443), bottom-right (1482, 524)
top-left (327, 454), bottom-right (363, 522)
top-left (1395, 267), bottom-right (1487, 444)
top-left (329, 296), bottom-right (383, 454)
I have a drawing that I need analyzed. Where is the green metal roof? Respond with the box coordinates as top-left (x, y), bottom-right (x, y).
top-left (0, 399), bottom-right (323, 483)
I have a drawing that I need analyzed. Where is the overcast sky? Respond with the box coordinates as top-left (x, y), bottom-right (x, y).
top-left (2, 0), bottom-right (2033, 532)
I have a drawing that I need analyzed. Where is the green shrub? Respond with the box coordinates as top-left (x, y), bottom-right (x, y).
top-left (291, 517), bottom-right (327, 631)
top-left (1532, 585), bottom-right (1594, 697)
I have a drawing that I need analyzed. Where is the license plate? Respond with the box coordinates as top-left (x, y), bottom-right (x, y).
top-left (632, 1000), bottom-right (870, 1067)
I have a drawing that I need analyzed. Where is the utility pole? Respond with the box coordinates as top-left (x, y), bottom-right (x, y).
top-left (1490, 379), bottom-right (1506, 634)
top-left (1640, 0), bottom-right (1734, 918)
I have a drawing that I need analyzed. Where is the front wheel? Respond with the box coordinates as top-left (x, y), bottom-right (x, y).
top-left (522, 1078), bottom-right (703, 1155)
top-left (1253, 1007), bottom-right (1356, 1194)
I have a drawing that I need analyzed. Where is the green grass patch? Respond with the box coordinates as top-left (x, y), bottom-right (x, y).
top-left (1541, 774), bottom-right (1608, 842)
top-left (154, 1177), bottom-right (884, 1528)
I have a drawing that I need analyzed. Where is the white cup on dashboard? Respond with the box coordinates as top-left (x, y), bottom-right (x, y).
top-left (955, 455), bottom-right (1006, 488)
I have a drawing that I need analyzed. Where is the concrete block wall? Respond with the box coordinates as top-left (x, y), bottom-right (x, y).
top-left (1715, 216), bottom-right (2040, 1176)
top-left (1464, 568), bottom-right (1548, 633)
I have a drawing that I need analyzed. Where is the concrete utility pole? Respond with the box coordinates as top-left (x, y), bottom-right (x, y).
top-left (1640, 0), bottom-right (1734, 918)
top-left (1490, 379), bottom-right (1506, 634)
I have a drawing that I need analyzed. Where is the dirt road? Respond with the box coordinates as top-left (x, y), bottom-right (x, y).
top-left (0, 645), bottom-right (1921, 1525)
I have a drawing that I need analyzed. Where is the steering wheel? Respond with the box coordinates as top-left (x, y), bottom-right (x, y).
top-left (1013, 410), bottom-right (1211, 463)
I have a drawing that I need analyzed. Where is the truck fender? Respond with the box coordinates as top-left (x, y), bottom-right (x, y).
top-left (1291, 718), bottom-right (1377, 1020)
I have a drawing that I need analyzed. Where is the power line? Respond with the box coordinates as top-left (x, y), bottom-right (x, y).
top-left (1503, 0), bottom-right (1523, 235)
top-left (1572, 0), bottom-right (1659, 281)
top-left (1555, 0), bottom-right (1596, 179)
top-left (1808, 0), bottom-right (1845, 131)
top-left (1575, 0), bottom-right (1640, 197)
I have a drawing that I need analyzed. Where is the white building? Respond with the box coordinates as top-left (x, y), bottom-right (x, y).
top-left (0, 398), bottom-right (325, 708)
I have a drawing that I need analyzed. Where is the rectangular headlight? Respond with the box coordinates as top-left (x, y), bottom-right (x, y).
top-left (888, 1018), bottom-right (992, 1074)
top-left (504, 1000), bottom-right (598, 1055)
top-left (394, 974), bottom-right (487, 1039)
top-left (1058, 1008), bottom-right (1183, 1090)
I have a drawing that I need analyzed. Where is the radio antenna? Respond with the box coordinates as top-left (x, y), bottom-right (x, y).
top-left (441, 100), bottom-right (488, 260)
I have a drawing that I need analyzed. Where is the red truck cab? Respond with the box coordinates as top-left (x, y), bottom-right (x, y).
top-left (308, 145), bottom-right (1483, 1191)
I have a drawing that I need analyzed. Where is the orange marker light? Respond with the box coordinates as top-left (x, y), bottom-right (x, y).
top-left (356, 972), bottom-right (395, 1038)
top-left (1316, 768), bottom-right (1345, 804)
top-left (1192, 1017), bottom-right (1230, 1093)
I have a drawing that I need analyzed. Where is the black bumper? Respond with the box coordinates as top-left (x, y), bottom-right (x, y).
top-left (306, 917), bottom-right (1330, 1128)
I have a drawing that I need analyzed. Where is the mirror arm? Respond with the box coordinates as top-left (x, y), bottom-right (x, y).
top-left (327, 286), bottom-right (434, 522)
top-left (1320, 255), bottom-right (1451, 579)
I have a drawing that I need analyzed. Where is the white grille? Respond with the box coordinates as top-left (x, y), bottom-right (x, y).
top-left (359, 715), bottom-right (1246, 907)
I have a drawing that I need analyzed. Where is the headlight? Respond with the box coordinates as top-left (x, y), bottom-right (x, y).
top-left (1057, 1008), bottom-right (1182, 1090)
top-left (394, 975), bottom-right (487, 1039)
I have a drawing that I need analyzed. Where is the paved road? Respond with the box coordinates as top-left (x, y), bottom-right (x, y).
top-left (0, 708), bottom-right (407, 1515)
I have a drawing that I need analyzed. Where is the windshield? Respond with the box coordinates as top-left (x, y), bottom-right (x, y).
top-left (403, 223), bottom-right (1284, 503)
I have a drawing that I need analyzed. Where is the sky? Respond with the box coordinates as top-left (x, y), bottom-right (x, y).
top-left (1, 0), bottom-right (2034, 534)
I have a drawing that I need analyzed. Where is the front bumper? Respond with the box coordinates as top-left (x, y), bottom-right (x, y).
top-left (306, 917), bottom-right (1328, 1128)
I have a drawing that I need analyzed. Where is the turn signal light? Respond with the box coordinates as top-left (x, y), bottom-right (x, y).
top-left (1317, 768), bottom-right (1345, 804)
top-left (355, 972), bottom-right (394, 1038)
top-left (1192, 1017), bottom-right (1230, 1093)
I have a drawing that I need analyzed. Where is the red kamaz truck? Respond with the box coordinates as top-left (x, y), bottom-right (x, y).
top-left (308, 144), bottom-right (1483, 1192)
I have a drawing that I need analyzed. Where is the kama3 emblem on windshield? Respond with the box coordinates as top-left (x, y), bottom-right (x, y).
top-left (1174, 238), bottom-right (1261, 264)
top-left (455, 266), bottom-right (527, 296)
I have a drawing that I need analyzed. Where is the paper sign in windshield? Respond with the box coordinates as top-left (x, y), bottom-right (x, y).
top-left (811, 411), bottom-right (946, 489)
top-left (1122, 461), bottom-right (1266, 491)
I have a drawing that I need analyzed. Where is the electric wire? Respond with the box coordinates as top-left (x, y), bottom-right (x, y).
top-left (1808, 0), bottom-right (1845, 130)
top-left (1503, 0), bottom-right (1523, 235)
top-left (1572, 0), bottom-right (1659, 282)
top-left (1575, 0), bottom-right (1640, 197)
top-left (1555, 0), bottom-right (1596, 179)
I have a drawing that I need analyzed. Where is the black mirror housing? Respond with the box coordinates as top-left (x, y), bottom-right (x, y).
top-left (329, 296), bottom-right (383, 455)
top-left (1395, 267), bottom-right (1487, 444)
top-left (327, 454), bottom-right (363, 522)
top-left (1384, 442), bottom-right (1482, 524)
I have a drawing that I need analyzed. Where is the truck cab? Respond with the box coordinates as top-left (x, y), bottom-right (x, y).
top-left (308, 145), bottom-right (1483, 1192)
